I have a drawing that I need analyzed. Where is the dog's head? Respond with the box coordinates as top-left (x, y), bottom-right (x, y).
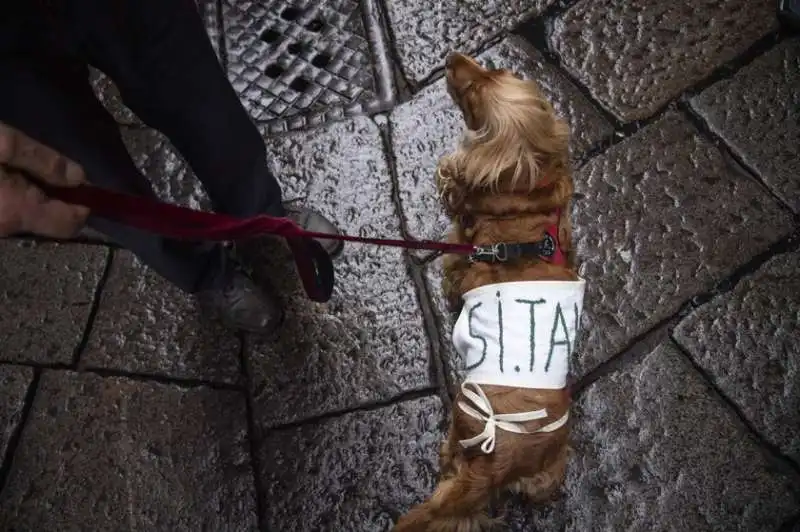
top-left (439, 53), bottom-right (569, 209)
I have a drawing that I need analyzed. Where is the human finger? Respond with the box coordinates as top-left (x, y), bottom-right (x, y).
top-left (1, 170), bottom-right (89, 238)
top-left (0, 171), bottom-right (26, 236)
top-left (0, 121), bottom-right (86, 186)
top-left (22, 197), bottom-right (90, 238)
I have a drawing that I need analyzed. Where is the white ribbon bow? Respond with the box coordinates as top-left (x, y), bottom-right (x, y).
top-left (457, 381), bottom-right (570, 454)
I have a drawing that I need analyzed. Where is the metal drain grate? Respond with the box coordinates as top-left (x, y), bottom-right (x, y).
top-left (223, 0), bottom-right (394, 133)
top-left (91, 0), bottom-right (393, 132)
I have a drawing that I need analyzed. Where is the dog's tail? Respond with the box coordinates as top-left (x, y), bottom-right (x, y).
top-left (392, 457), bottom-right (497, 532)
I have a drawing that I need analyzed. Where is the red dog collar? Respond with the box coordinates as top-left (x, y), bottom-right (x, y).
top-left (468, 209), bottom-right (566, 266)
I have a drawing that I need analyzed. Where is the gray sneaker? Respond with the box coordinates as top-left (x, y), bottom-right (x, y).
top-left (284, 204), bottom-right (344, 258)
top-left (198, 264), bottom-right (283, 334)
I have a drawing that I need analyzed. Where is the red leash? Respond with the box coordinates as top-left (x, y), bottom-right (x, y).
top-left (40, 183), bottom-right (564, 303)
top-left (47, 184), bottom-right (478, 254)
top-left (40, 183), bottom-right (477, 303)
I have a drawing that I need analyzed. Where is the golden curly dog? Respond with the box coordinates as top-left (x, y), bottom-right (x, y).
top-left (393, 53), bottom-right (582, 531)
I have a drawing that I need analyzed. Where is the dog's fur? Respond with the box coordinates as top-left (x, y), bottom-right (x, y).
top-left (393, 53), bottom-right (578, 531)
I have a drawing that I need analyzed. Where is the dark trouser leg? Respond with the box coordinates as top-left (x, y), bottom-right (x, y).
top-left (68, 0), bottom-right (286, 218)
top-left (778, 0), bottom-right (800, 29)
top-left (0, 56), bottom-right (225, 293)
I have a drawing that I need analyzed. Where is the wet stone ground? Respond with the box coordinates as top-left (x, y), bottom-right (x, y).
top-left (2, 1), bottom-right (800, 531)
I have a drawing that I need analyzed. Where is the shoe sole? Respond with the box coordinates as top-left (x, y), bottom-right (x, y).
top-left (327, 239), bottom-right (345, 259)
top-left (231, 308), bottom-right (286, 335)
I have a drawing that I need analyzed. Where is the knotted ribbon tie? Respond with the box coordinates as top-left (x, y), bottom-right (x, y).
top-left (457, 381), bottom-right (570, 454)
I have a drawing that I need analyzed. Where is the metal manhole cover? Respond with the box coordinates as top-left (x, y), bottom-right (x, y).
top-left (222, 0), bottom-right (394, 133)
top-left (90, 0), bottom-right (393, 133)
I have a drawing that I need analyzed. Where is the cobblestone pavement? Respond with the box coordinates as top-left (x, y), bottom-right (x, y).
top-left (1, 1), bottom-right (799, 531)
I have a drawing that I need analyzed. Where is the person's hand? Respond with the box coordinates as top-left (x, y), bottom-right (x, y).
top-left (0, 122), bottom-right (89, 238)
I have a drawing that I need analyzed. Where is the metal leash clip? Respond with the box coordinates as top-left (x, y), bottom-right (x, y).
top-left (469, 243), bottom-right (508, 263)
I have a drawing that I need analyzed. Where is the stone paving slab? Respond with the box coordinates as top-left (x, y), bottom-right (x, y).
top-left (391, 36), bottom-right (614, 242)
top-left (81, 251), bottom-right (241, 384)
top-left (197, 0), bottom-right (224, 60)
top-left (550, 0), bottom-right (778, 121)
top-left (0, 371), bottom-right (257, 531)
top-left (385, 0), bottom-right (556, 84)
top-left (0, 241), bottom-right (108, 365)
top-left (245, 117), bottom-right (430, 428)
top-left (257, 395), bottom-right (444, 531)
top-left (0, 366), bottom-right (33, 460)
top-left (502, 342), bottom-right (799, 531)
top-left (422, 261), bottom-right (460, 390)
top-left (90, 68), bottom-right (142, 127)
top-left (691, 37), bottom-right (800, 213)
top-left (569, 111), bottom-right (794, 377)
top-left (120, 127), bottom-right (213, 210)
top-left (674, 250), bottom-right (800, 464)
top-left (73, 128), bottom-right (241, 382)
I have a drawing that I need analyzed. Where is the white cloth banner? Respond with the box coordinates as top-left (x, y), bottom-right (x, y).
top-left (452, 280), bottom-right (586, 389)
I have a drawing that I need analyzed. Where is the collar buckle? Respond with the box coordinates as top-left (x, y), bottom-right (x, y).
top-left (540, 233), bottom-right (556, 258)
